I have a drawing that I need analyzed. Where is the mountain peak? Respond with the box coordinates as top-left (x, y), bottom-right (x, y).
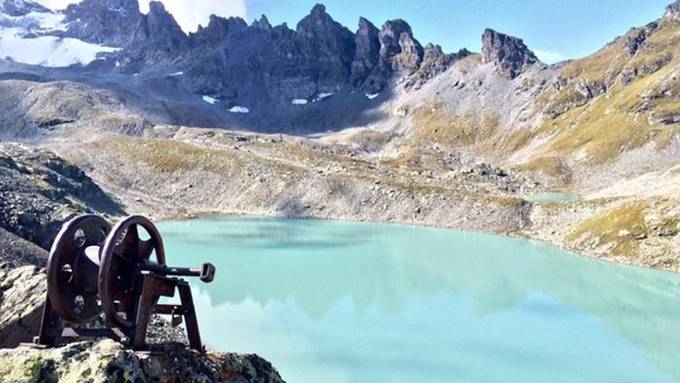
top-left (481, 28), bottom-right (538, 79)
top-left (311, 3), bottom-right (326, 15)
top-left (147, 0), bottom-right (165, 13)
top-left (252, 14), bottom-right (272, 31)
top-left (378, 19), bottom-right (423, 74)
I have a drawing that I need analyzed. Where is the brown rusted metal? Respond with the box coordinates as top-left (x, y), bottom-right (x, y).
top-left (36, 214), bottom-right (216, 352)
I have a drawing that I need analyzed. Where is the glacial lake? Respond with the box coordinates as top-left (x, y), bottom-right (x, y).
top-left (524, 192), bottom-right (580, 203)
top-left (157, 217), bottom-right (680, 383)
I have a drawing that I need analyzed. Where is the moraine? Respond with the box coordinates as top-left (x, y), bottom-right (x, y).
top-left (158, 217), bottom-right (680, 383)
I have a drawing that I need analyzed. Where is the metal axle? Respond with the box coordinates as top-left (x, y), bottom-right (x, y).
top-left (141, 262), bottom-right (216, 283)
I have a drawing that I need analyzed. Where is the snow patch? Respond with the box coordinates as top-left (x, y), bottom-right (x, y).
top-left (312, 92), bottom-right (334, 103)
top-left (202, 95), bottom-right (218, 104)
top-left (366, 93), bottom-right (380, 100)
top-left (169, 71), bottom-right (183, 76)
top-left (229, 106), bottom-right (249, 114)
top-left (292, 99), bottom-right (308, 105)
top-left (0, 27), bottom-right (119, 67)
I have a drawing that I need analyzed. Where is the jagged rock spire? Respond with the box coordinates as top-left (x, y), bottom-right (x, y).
top-left (481, 28), bottom-right (538, 79)
top-left (143, 1), bottom-right (187, 52)
top-left (252, 15), bottom-right (272, 31)
top-left (351, 17), bottom-right (381, 86)
top-left (379, 19), bottom-right (423, 74)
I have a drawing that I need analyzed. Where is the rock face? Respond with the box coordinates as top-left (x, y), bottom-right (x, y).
top-left (0, 265), bottom-right (45, 348)
top-left (0, 0), bottom-right (48, 17)
top-left (139, 1), bottom-right (188, 55)
top-left (664, 0), bottom-right (680, 22)
top-left (379, 19), bottom-right (424, 74)
top-left (481, 28), bottom-right (539, 79)
top-left (0, 229), bottom-right (47, 268)
top-left (295, 4), bottom-right (356, 86)
top-left (64, 0), bottom-right (146, 46)
top-left (0, 340), bottom-right (285, 383)
top-left (351, 17), bottom-right (381, 89)
top-left (626, 27), bottom-right (650, 55)
top-left (252, 15), bottom-right (272, 31)
top-left (416, 44), bottom-right (471, 85)
top-left (0, 144), bottom-right (124, 249)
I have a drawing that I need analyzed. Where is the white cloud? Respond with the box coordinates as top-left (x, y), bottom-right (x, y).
top-left (533, 49), bottom-right (567, 64)
top-left (33, 0), bottom-right (248, 32)
top-left (139, 0), bottom-right (247, 32)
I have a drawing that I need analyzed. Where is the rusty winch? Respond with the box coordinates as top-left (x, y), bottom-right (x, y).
top-left (35, 215), bottom-right (216, 352)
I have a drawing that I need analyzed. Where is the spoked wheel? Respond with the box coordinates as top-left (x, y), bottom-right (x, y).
top-left (46, 215), bottom-right (110, 324)
top-left (99, 215), bottom-right (166, 328)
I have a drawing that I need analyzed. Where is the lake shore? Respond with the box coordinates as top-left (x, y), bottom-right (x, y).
top-left (43, 131), bottom-right (679, 275)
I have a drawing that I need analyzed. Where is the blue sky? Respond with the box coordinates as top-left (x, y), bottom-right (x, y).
top-left (246, 0), bottom-right (672, 63)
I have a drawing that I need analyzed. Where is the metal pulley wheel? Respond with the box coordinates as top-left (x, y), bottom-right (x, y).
top-left (46, 215), bottom-right (110, 324)
top-left (99, 215), bottom-right (166, 328)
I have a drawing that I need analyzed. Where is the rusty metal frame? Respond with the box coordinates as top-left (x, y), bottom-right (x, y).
top-left (35, 215), bottom-right (214, 353)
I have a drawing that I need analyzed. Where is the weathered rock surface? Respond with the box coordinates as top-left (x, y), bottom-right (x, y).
top-left (64, 0), bottom-right (145, 46)
top-left (0, 264), bottom-right (285, 381)
top-left (0, 340), bottom-right (285, 383)
top-left (379, 19), bottom-right (423, 74)
top-left (351, 17), bottom-right (381, 89)
top-left (0, 264), bottom-right (45, 348)
top-left (481, 28), bottom-right (539, 79)
top-left (295, 4), bottom-right (356, 85)
top-left (0, 143), bottom-right (124, 249)
top-left (0, 0), bottom-right (48, 17)
top-left (0, 228), bottom-right (47, 268)
top-left (664, 0), bottom-right (680, 22)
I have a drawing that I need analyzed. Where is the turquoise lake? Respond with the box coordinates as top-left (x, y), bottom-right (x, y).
top-left (157, 218), bottom-right (680, 383)
top-left (524, 192), bottom-right (580, 203)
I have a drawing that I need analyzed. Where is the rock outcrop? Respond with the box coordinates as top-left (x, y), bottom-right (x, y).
top-left (626, 27), bottom-right (650, 55)
top-left (0, 229), bottom-right (47, 268)
top-left (379, 19), bottom-right (424, 74)
top-left (295, 4), bottom-right (357, 86)
top-left (481, 28), bottom-right (539, 79)
top-left (64, 0), bottom-right (145, 46)
top-left (0, 144), bottom-right (124, 249)
top-left (351, 17), bottom-right (381, 89)
top-left (0, 0), bottom-right (48, 17)
top-left (664, 0), bottom-right (680, 22)
top-left (0, 264), bottom-right (45, 348)
top-left (139, 1), bottom-right (188, 55)
top-left (0, 340), bottom-right (285, 383)
top-left (415, 44), bottom-right (471, 86)
top-left (252, 14), bottom-right (272, 31)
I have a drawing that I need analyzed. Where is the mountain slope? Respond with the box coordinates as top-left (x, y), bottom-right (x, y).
top-left (0, 0), bottom-right (677, 271)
